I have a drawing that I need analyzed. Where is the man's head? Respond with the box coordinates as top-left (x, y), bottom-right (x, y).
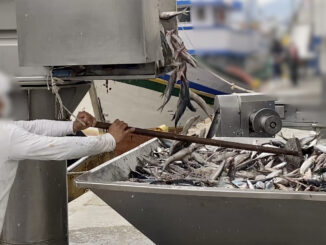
top-left (0, 72), bottom-right (12, 118)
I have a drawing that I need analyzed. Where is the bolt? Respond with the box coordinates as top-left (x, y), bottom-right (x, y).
top-left (270, 122), bottom-right (277, 128)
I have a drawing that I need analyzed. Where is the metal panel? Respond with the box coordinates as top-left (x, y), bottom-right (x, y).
top-left (0, 36), bottom-right (47, 79)
top-left (16, 0), bottom-right (162, 66)
top-left (0, 0), bottom-right (16, 30)
top-left (76, 139), bottom-right (326, 245)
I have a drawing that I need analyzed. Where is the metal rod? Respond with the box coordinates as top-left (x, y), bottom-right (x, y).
top-left (95, 122), bottom-right (301, 156)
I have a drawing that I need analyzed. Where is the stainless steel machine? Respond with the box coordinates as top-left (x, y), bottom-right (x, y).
top-left (215, 93), bottom-right (282, 137)
top-left (76, 138), bottom-right (326, 245)
top-left (0, 0), bottom-right (177, 244)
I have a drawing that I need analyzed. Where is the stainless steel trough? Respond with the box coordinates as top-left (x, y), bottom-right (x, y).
top-left (76, 138), bottom-right (326, 245)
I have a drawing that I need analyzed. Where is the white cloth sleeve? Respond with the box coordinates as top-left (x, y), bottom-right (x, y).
top-left (9, 126), bottom-right (116, 161)
top-left (13, 120), bottom-right (74, 137)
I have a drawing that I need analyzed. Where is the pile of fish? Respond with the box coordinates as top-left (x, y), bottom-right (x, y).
top-left (159, 10), bottom-right (211, 126)
top-left (129, 118), bottom-right (326, 192)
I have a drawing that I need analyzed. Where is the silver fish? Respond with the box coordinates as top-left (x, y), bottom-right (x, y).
top-left (169, 115), bottom-right (201, 155)
top-left (180, 50), bottom-right (197, 67)
top-left (158, 69), bottom-right (177, 112)
top-left (275, 183), bottom-right (290, 191)
top-left (300, 133), bottom-right (319, 147)
top-left (314, 144), bottom-right (326, 153)
top-left (189, 90), bottom-right (211, 119)
top-left (265, 159), bottom-right (274, 168)
top-left (300, 155), bottom-right (317, 175)
top-left (233, 154), bottom-right (250, 166)
top-left (255, 175), bottom-right (266, 181)
top-left (274, 177), bottom-right (289, 185)
top-left (255, 181), bottom-right (265, 189)
top-left (191, 152), bottom-right (207, 165)
top-left (182, 115), bottom-right (201, 135)
top-left (210, 160), bottom-right (226, 180)
top-left (160, 31), bottom-right (173, 61)
top-left (163, 144), bottom-right (199, 170)
top-left (247, 180), bottom-right (255, 190)
top-left (172, 78), bottom-right (196, 127)
top-left (159, 8), bottom-right (189, 20)
top-left (266, 170), bottom-right (282, 179)
top-left (265, 180), bottom-right (275, 190)
top-left (284, 169), bottom-right (299, 178)
top-left (273, 162), bottom-right (287, 170)
top-left (236, 171), bottom-right (256, 179)
top-left (206, 108), bottom-right (221, 139)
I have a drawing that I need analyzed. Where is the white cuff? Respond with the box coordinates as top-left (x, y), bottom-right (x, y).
top-left (68, 121), bottom-right (75, 135)
top-left (103, 133), bottom-right (117, 151)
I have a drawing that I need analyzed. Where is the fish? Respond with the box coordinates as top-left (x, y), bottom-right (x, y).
top-left (169, 115), bottom-right (200, 155)
top-left (271, 141), bottom-right (286, 148)
top-left (265, 180), bottom-right (275, 190)
top-left (275, 183), bottom-right (290, 191)
top-left (160, 31), bottom-right (173, 61)
top-left (128, 123), bottom-right (326, 192)
top-left (300, 155), bottom-right (317, 175)
top-left (300, 133), bottom-right (319, 147)
top-left (314, 144), bottom-right (326, 153)
top-left (191, 152), bottom-right (207, 165)
top-left (171, 33), bottom-right (185, 49)
top-left (255, 181), bottom-right (265, 189)
top-left (158, 69), bottom-right (177, 112)
top-left (236, 171), bottom-right (256, 179)
top-left (159, 8), bottom-right (189, 20)
top-left (247, 180), bottom-right (255, 190)
top-left (182, 115), bottom-right (201, 135)
top-left (266, 170), bottom-right (282, 179)
top-left (172, 78), bottom-right (196, 127)
top-left (274, 177), bottom-right (289, 185)
top-left (265, 159), bottom-right (274, 168)
top-left (206, 109), bottom-right (221, 139)
top-left (233, 154), bottom-right (250, 166)
top-left (180, 50), bottom-right (197, 67)
top-left (163, 144), bottom-right (199, 170)
top-left (189, 90), bottom-right (211, 119)
top-left (165, 30), bottom-right (176, 57)
top-left (210, 161), bottom-right (226, 180)
top-left (273, 162), bottom-right (287, 170)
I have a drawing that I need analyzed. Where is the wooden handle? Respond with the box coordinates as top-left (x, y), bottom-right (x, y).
top-left (95, 122), bottom-right (301, 156)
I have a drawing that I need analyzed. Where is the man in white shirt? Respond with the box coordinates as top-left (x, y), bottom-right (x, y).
top-left (0, 72), bottom-right (134, 232)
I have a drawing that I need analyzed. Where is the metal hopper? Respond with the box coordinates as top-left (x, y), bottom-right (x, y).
top-left (76, 139), bottom-right (326, 245)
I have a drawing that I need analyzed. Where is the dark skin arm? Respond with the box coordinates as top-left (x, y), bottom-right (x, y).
top-left (73, 112), bottom-right (135, 144)
top-left (108, 119), bottom-right (135, 144)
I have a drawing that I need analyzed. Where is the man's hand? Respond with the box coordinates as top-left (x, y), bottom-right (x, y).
top-left (73, 111), bottom-right (97, 133)
top-left (108, 119), bottom-right (135, 144)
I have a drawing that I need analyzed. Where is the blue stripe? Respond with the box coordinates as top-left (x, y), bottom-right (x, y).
top-left (177, 0), bottom-right (192, 4)
top-left (178, 26), bottom-right (193, 30)
top-left (178, 24), bottom-right (253, 35)
top-left (177, 0), bottom-right (242, 10)
top-left (188, 49), bottom-right (253, 58)
top-left (159, 74), bottom-right (226, 96)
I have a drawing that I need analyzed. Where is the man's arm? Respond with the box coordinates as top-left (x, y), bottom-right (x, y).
top-left (14, 112), bottom-right (96, 137)
top-left (13, 120), bottom-right (74, 137)
top-left (9, 120), bottom-right (134, 161)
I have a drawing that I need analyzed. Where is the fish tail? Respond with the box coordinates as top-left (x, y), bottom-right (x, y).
top-left (157, 105), bottom-right (165, 112)
top-left (188, 101), bottom-right (197, 112)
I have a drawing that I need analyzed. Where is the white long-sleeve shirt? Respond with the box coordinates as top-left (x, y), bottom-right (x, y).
top-left (0, 120), bottom-right (116, 232)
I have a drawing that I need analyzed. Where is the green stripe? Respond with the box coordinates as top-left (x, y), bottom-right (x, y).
top-left (117, 79), bottom-right (214, 105)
